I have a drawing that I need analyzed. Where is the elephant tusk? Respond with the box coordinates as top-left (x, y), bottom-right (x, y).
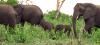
top-left (76, 16), bottom-right (79, 20)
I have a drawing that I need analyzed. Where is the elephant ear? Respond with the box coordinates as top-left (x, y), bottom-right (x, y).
top-left (83, 7), bottom-right (96, 19)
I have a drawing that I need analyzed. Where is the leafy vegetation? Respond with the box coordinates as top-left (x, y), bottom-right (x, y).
top-left (0, 0), bottom-right (18, 6)
top-left (6, 0), bottom-right (18, 6)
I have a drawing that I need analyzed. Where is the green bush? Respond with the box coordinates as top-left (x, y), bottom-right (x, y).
top-left (0, 0), bottom-right (18, 6)
top-left (6, 0), bottom-right (18, 6)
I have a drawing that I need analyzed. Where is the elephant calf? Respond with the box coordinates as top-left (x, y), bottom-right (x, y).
top-left (0, 4), bottom-right (17, 28)
top-left (55, 24), bottom-right (71, 36)
top-left (39, 19), bottom-right (54, 30)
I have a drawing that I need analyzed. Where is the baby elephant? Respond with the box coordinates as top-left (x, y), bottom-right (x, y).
top-left (39, 19), bottom-right (54, 30)
top-left (55, 24), bottom-right (71, 36)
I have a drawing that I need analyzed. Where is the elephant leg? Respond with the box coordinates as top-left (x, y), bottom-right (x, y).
top-left (84, 25), bottom-right (92, 34)
top-left (67, 30), bottom-right (71, 37)
top-left (84, 18), bottom-right (94, 34)
top-left (94, 27), bottom-right (98, 31)
top-left (4, 25), bottom-right (8, 30)
top-left (21, 22), bottom-right (25, 26)
top-left (20, 19), bottom-right (25, 27)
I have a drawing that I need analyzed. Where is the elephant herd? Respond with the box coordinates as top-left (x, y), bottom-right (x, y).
top-left (0, 3), bottom-right (100, 37)
top-left (0, 4), bottom-right (45, 29)
top-left (0, 4), bottom-right (71, 35)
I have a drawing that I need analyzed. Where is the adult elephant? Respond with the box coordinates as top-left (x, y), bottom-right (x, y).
top-left (0, 4), bottom-right (17, 28)
top-left (72, 3), bottom-right (100, 38)
top-left (13, 4), bottom-right (43, 26)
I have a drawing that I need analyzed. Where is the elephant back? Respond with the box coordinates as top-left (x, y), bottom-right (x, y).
top-left (0, 4), bottom-right (17, 15)
top-left (22, 5), bottom-right (43, 18)
top-left (22, 5), bottom-right (43, 25)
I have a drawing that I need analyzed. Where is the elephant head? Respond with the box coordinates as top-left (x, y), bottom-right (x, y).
top-left (72, 3), bottom-right (97, 38)
top-left (39, 19), bottom-right (54, 30)
top-left (55, 24), bottom-right (71, 36)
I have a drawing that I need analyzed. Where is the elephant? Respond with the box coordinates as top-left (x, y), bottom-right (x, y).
top-left (13, 4), bottom-right (43, 26)
top-left (55, 24), bottom-right (71, 36)
top-left (0, 4), bottom-right (17, 28)
top-left (72, 3), bottom-right (100, 38)
top-left (39, 19), bottom-right (54, 30)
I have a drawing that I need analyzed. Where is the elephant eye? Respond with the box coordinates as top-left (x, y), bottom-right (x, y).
top-left (79, 8), bottom-right (85, 14)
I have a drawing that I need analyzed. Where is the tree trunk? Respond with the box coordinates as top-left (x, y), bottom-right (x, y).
top-left (55, 0), bottom-right (65, 19)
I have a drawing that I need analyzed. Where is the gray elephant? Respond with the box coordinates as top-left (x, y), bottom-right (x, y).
top-left (0, 4), bottom-right (17, 28)
top-left (13, 4), bottom-right (43, 26)
top-left (72, 3), bottom-right (100, 38)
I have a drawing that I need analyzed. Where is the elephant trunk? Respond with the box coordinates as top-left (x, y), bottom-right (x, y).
top-left (72, 11), bottom-right (79, 38)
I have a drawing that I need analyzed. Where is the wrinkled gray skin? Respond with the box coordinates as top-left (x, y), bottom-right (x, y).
top-left (0, 4), bottom-right (17, 28)
top-left (13, 4), bottom-right (43, 26)
top-left (72, 3), bottom-right (100, 38)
